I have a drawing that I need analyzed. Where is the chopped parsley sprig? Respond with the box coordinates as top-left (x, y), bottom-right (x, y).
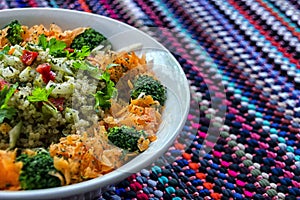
top-left (93, 71), bottom-right (116, 110)
top-left (27, 86), bottom-right (54, 102)
top-left (0, 46), bottom-right (10, 60)
top-left (27, 86), bottom-right (58, 117)
top-left (72, 61), bottom-right (116, 110)
top-left (38, 34), bottom-right (90, 60)
top-left (67, 46), bottom-right (90, 60)
top-left (0, 83), bottom-right (18, 123)
top-left (38, 34), bottom-right (67, 57)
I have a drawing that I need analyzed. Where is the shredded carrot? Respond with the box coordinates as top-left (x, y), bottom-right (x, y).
top-left (107, 51), bottom-right (147, 82)
top-left (0, 23), bottom-right (86, 49)
top-left (108, 95), bottom-right (162, 136)
top-left (0, 150), bottom-right (22, 190)
top-left (22, 24), bottom-right (86, 47)
top-left (49, 127), bottom-right (124, 185)
top-left (0, 27), bottom-right (9, 49)
top-left (113, 51), bottom-right (146, 70)
top-left (8, 47), bottom-right (15, 55)
top-left (130, 95), bottom-right (159, 108)
top-left (137, 137), bottom-right (150, 152)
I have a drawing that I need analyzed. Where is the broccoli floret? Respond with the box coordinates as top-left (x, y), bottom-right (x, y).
top-left (71, 28), bottom-right (107, 50)
top-left (107, 126), bottom-right (146, 152)
top-left (16, 148), bottom-right (61, 190)
top-left (130, 75), bottom-right (167, 105)
top-left (5, 20), bottom-right (23, 45)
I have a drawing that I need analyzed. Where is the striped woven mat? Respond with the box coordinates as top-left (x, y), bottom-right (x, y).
top-left (1, 0), bottom-right (300, 200)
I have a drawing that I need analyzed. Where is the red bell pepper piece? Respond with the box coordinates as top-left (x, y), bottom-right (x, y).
top-left (36, 63), bottom-right (56, 83)
top-left (21, 50), bottom-right (38, 66)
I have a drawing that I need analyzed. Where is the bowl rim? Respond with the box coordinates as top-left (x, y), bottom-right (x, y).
top-left (0, 7), bottom-right (191, 199)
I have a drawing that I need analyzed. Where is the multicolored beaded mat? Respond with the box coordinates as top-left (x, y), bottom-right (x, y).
top-left (1, 0), bottom-right (300, 199)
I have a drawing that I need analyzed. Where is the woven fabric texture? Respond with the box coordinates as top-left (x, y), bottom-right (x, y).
top-left (1, 0), bottom-right (300, 200)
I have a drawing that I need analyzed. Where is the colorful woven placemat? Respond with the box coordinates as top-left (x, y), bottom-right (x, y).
top-left (1, 0), bottom-right (300, 200)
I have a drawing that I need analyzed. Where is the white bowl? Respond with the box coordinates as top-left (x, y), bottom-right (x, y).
top-left (0, 8), bottom-right (190, 200)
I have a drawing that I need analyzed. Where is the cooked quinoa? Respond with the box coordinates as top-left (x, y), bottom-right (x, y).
top-left (0, 48), bottom-right (103, 149)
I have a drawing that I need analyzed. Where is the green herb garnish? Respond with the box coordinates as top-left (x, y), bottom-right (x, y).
top-left (67, 45), bottom-right (90, 60)
top-left (27, 86), bottom-right (54, 102)
top-left (38, 34), bottom-right (67, 57)
top-left (0, 83), bottom-right (18, 123)
top-left (93, 71), bottom-right (116, 109)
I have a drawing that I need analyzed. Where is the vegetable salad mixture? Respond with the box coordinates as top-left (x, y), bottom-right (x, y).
top-left (0, 20), bottom-right (167, 190)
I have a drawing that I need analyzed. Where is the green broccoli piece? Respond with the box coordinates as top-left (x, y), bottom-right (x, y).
top-left (107, 125), bottom-right (146, 152)
top-left (5, 20), bottom-right (23, 45)
top-left (71, 28), bottom-right (107, 50)
top-left (130, 75), bottom-right (167, 105)
top-left (16, 148), bottom-right (61, 190)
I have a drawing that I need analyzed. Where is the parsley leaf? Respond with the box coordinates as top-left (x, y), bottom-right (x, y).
top-left (27, 86), bottom-right (54, 102)
top-left (38, 34), bottom-right (67, 57)
top-left (38, 35), bottom-right (90, 60)
top-left (72, 61), bottom-right (116, 109)
top-left (72, 61), bottom-right (88, 70)
top-left (48, 38), bottom-right (67, 56)
top-left (27, 86), bottom-right (59, 117)
top-left (93, 71), bottom-right (116, 109)
top-left (0, 46), bottom-right (10, 60)
top-left (38, 34), bottom-right (48, 50)
top-left (72, 61), bottom-right (100, 78)
top-left (76, 46), bottom-right (91, 59)
top-left (68, 46), bottom-right (90, 60)
top-left (0, 83), bottom-right (18, 123)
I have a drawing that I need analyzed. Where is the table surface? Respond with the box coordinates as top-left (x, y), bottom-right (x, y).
top-left (1, 0), bottom-right (300, 200)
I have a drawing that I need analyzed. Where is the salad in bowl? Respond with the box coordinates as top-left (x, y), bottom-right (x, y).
top-left (0, 20), bottom-right (166, 190)
top-left (0, 8), bottom-right (190, 200)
